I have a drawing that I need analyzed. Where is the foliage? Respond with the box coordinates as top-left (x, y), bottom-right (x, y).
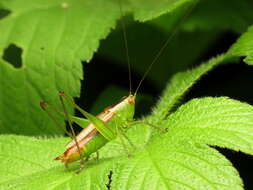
top-left (0, 0), bottom-right (253, 189)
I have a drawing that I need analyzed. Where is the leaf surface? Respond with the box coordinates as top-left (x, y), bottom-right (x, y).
top-left (165, 97), bottom-right (253, 155)
top-left (0, 0), bottom-right (120, 135)
top-left (0, 132), bottom-right (244, 190)
top-left (229, 25), bottom-right (253, 65)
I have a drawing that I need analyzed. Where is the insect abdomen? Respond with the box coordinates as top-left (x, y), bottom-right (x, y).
top-left (82, 133), bottom-right (108, 157)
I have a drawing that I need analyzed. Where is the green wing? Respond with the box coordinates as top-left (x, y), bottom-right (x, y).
top-left (78, 110), bottom-right (115, 141)
top-left (61, 93), bottom-right (116, 141)
top-left (70, 116), bottom-right (89, 129)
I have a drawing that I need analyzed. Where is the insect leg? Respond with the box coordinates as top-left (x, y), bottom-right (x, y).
top-left (58, 92), bottom-right (86, 171)
top-left (117, 126), bottom-right (136, 149)
top-left (40, 101), bottom-right (73, 137)
top-left (76, 156), bottom-right (89, 174)
top-left (40, 101), bottom-right (89, 132)
top-left (116, 125), bottom-right (131, 156)
top-left (115, 124), bottom-right (137, 157)
top-left (95, 152), bottom-right (99, 161)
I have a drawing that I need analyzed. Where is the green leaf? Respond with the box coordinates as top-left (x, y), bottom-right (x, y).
top-left (0, 129), bottom-right (244, 190)
top-left (0, 135), bottom-right (114, 189)
top-left (112, 141), bottom-right (242, 190)
top-left (0, 0), bottom-right (121, 135)
top-left (129, 0), bottom-right (196, 22)
top-left (228, 25), bottom-right (253, 65)
top-left (1, 97), bottom-right (253, 190)
top-left (0, 135), bottom-right (66, 184)
top-left (165, 97), bottom-right (253, 155)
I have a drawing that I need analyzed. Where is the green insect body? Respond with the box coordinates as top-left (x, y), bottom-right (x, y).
top-left (54, 94), bottom-right (135, 167)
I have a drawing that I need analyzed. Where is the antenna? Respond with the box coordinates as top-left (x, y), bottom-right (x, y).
top-left (118, 0), bottom-right (132, 95)
top-left (134, 2), bottom-right (198, 96)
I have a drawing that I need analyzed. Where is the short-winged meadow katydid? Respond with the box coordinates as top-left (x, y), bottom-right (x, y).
top-left (40, 1), bottom-right (197, 172)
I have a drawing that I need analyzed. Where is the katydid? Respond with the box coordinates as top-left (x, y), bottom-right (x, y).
top-left (40, 1), bottom-right (196, 172)
top-left (55, 93), bottom-right (136, 168)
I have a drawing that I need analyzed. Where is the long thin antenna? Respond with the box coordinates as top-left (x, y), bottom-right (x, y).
top-left (134, 1), bottom-right (198, 96)
top-left (118, 0), bottom-right (132, 94)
